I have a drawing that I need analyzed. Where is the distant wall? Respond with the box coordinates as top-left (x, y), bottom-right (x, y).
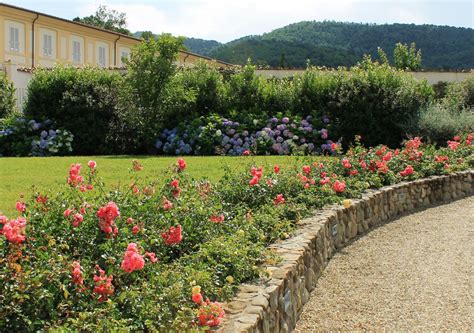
top-left (255, 69), bottom-right (474, 84)
top-left (3, 62), bottom-right (30, 111)
top-left (410, 71), bottom-right (473, 84)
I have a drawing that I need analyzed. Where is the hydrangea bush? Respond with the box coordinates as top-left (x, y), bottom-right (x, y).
top-left (0, 117), bottom-right (73, 157)
top-left (155, 114), bottom-right (337, 156)
top-left (0, 134), bottom-right (472, 331)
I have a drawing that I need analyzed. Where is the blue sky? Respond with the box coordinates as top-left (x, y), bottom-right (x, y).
top-left (8, 0), bottom-right (474, 42)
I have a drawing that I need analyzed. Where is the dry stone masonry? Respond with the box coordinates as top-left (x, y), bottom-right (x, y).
top-left (217, 171), bottom-right (473, 333)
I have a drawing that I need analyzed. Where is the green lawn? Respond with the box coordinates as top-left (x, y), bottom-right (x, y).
top-left (0, 155), bottom-right (316, 216)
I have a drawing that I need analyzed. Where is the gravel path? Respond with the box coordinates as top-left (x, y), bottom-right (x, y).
top-left (295, 197), bottom-right (474, 331)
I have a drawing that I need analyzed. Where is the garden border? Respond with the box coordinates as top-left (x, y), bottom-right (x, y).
top-left (217, 170), bottom-right (473, 333)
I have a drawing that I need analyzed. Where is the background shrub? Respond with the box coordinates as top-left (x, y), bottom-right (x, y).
top-left (292, 58), bottom-right (434, 148)
top-left (443, 77), bottom-right (474, 108)
top-left (121, 34), bottom-right (184, 151)
top-left (174, 61), bottom-right (228, 119)
top-left (0, 72), bottom-right (16, 119)
top-left (416, 103), bottom-right (474, 144)
top-left (411, 78), bottom-right (474, 144)
top-left (23, 66), bottom-right (123, 155)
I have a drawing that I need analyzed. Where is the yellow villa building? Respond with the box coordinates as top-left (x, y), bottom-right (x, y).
top-left (0, 2), bottom-right (230, 68)
top-left (0, 2), bottom-right (232, 108)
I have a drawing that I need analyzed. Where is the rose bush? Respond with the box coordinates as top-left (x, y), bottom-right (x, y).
top-left (0, 134), bottom-right (472, 331)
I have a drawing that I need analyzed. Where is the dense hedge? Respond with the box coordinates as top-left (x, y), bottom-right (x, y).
top-left (1, 135), bottom-right (472, 331)
top-left (23, 67), bottom-right (123, 155)
top-left (0, 72), bottom-right (16, 119)
top-left (21, 37), bottom-right (436, 155)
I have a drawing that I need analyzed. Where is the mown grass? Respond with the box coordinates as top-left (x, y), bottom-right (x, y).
top-left (0, 155), bottom-right (326, 216)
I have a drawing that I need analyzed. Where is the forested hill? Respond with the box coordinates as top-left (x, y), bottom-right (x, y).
top-left (204, 22), bottom-right (473, 69)
top-left (182, 38), bottom-right (222, 56)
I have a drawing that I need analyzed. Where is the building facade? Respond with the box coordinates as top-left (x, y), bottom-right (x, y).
top-left (0, 2), bottom-right (231, 69)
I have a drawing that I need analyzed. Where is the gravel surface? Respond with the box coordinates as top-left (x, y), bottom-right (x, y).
top-left (295, 197), bottom-right (474, 331)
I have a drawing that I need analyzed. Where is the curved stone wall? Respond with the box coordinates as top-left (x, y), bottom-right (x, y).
top-left (218, 171), bottom-right (473, 333)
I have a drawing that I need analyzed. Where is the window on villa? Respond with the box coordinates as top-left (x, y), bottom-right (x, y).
top-left (98, 46), bottom-right (106, 67)
top-left (121, 51), bottom-right (129, 64)
top-left (9, 27), bottom-right (20, 52)
top-left (72, 41), bottom-right (81, 62)
top-left (43, 34), bottom-right (52, 56)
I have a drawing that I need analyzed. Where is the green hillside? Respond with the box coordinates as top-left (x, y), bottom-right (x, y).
top-left (182, 37), bottom-right (222, 56)
top-left (209, 21), bottom-right (474, 69)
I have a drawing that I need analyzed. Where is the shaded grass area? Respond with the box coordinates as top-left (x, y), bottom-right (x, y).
top-left (0, 155), bottom-right (323, 216)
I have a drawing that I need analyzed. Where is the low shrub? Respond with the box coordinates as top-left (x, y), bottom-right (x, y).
top-left (411, 78), bottom-right (474, 144)
top-left (0, 134), bottom-right (472, 331)
top-left (23, 66), bottom-right (123, 155)
top-left (0, 72), bottom-right (16, 118)
top-left (0, 117), bottom-right (73, 157)
top-left (443, 77), bottom-right (474, 108)
top-left (416, 103), bottom-right (474, 144)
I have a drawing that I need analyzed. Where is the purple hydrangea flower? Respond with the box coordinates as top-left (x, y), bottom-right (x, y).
top-left (320, 129), bottom-right (328, 139)
top-left (282, 117), bottom-right (290, 124)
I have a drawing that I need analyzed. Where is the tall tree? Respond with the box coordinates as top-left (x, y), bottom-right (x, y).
top-left (393, 42), bottom-right (422, 70)
top-left (73, 5), bottom-right (131, 35)
top-left (140, 31), bottom-right (156, 41)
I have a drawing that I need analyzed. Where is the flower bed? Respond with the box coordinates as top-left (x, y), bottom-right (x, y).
top-left (0, 135), bottom-right (472, 331)
top-left (0, 117), bottom-right (73, 157)
top-left (155, 115), bottom-right (335, 156)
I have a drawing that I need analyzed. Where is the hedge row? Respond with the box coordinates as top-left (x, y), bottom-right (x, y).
top-left (18, 36), bottom-right (438, 155)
